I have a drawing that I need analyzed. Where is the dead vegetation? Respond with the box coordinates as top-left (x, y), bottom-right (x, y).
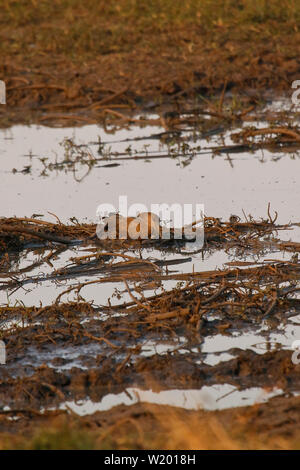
top-left (1, 1), bottom-right (300, 126)
top-left (1, 211), bottom-right (300, 448)
top-left (1, 117), bottom-right (300, 448)
top-left (2, 398), bottom-right (300, 450)
top-left (2, 0), bottom-right (300, 450)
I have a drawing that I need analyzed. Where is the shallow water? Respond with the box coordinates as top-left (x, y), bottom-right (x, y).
top-left (1, 121), bottom-right (300, 224)
top-left (1, 111), bottom-right (300, 412)
top-left (55, 385), bottom-right (284, 413)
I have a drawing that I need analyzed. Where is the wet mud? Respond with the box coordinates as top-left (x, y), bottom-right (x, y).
top-left (1, 100), bottom-right (300, 449)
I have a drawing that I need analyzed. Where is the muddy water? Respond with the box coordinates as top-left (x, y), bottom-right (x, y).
top-left (53, 385), bottom-right (284, 413)
top-left (1, 121), bottom-right (300, 224)
top-left (1, 114), bottom-right (300, 413)
top-left (1, 119), bottom-right (300, 306)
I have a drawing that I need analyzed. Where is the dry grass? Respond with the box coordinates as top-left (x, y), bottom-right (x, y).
top-left (1, 0), bottom-right (300, 127)
top-left (0, 404), bottom-right (296, 450)
top-left (1, 0), bottom-right (300, 59)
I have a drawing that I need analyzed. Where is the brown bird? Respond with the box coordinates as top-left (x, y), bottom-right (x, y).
top-left (97, 212), bottom-right (161, 240)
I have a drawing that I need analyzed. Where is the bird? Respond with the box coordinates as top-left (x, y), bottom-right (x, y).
top-left (96, 212), bottom-right (201, 241)
top-left (128, 212), bottom-right (160, 239)
top-left (96, 212), bottom-right (161, 240)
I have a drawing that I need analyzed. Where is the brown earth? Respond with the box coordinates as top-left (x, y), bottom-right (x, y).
top-left (1, 396), bottom-right (300, 449)
top-left (1, 14), bottom-right (300, 127)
